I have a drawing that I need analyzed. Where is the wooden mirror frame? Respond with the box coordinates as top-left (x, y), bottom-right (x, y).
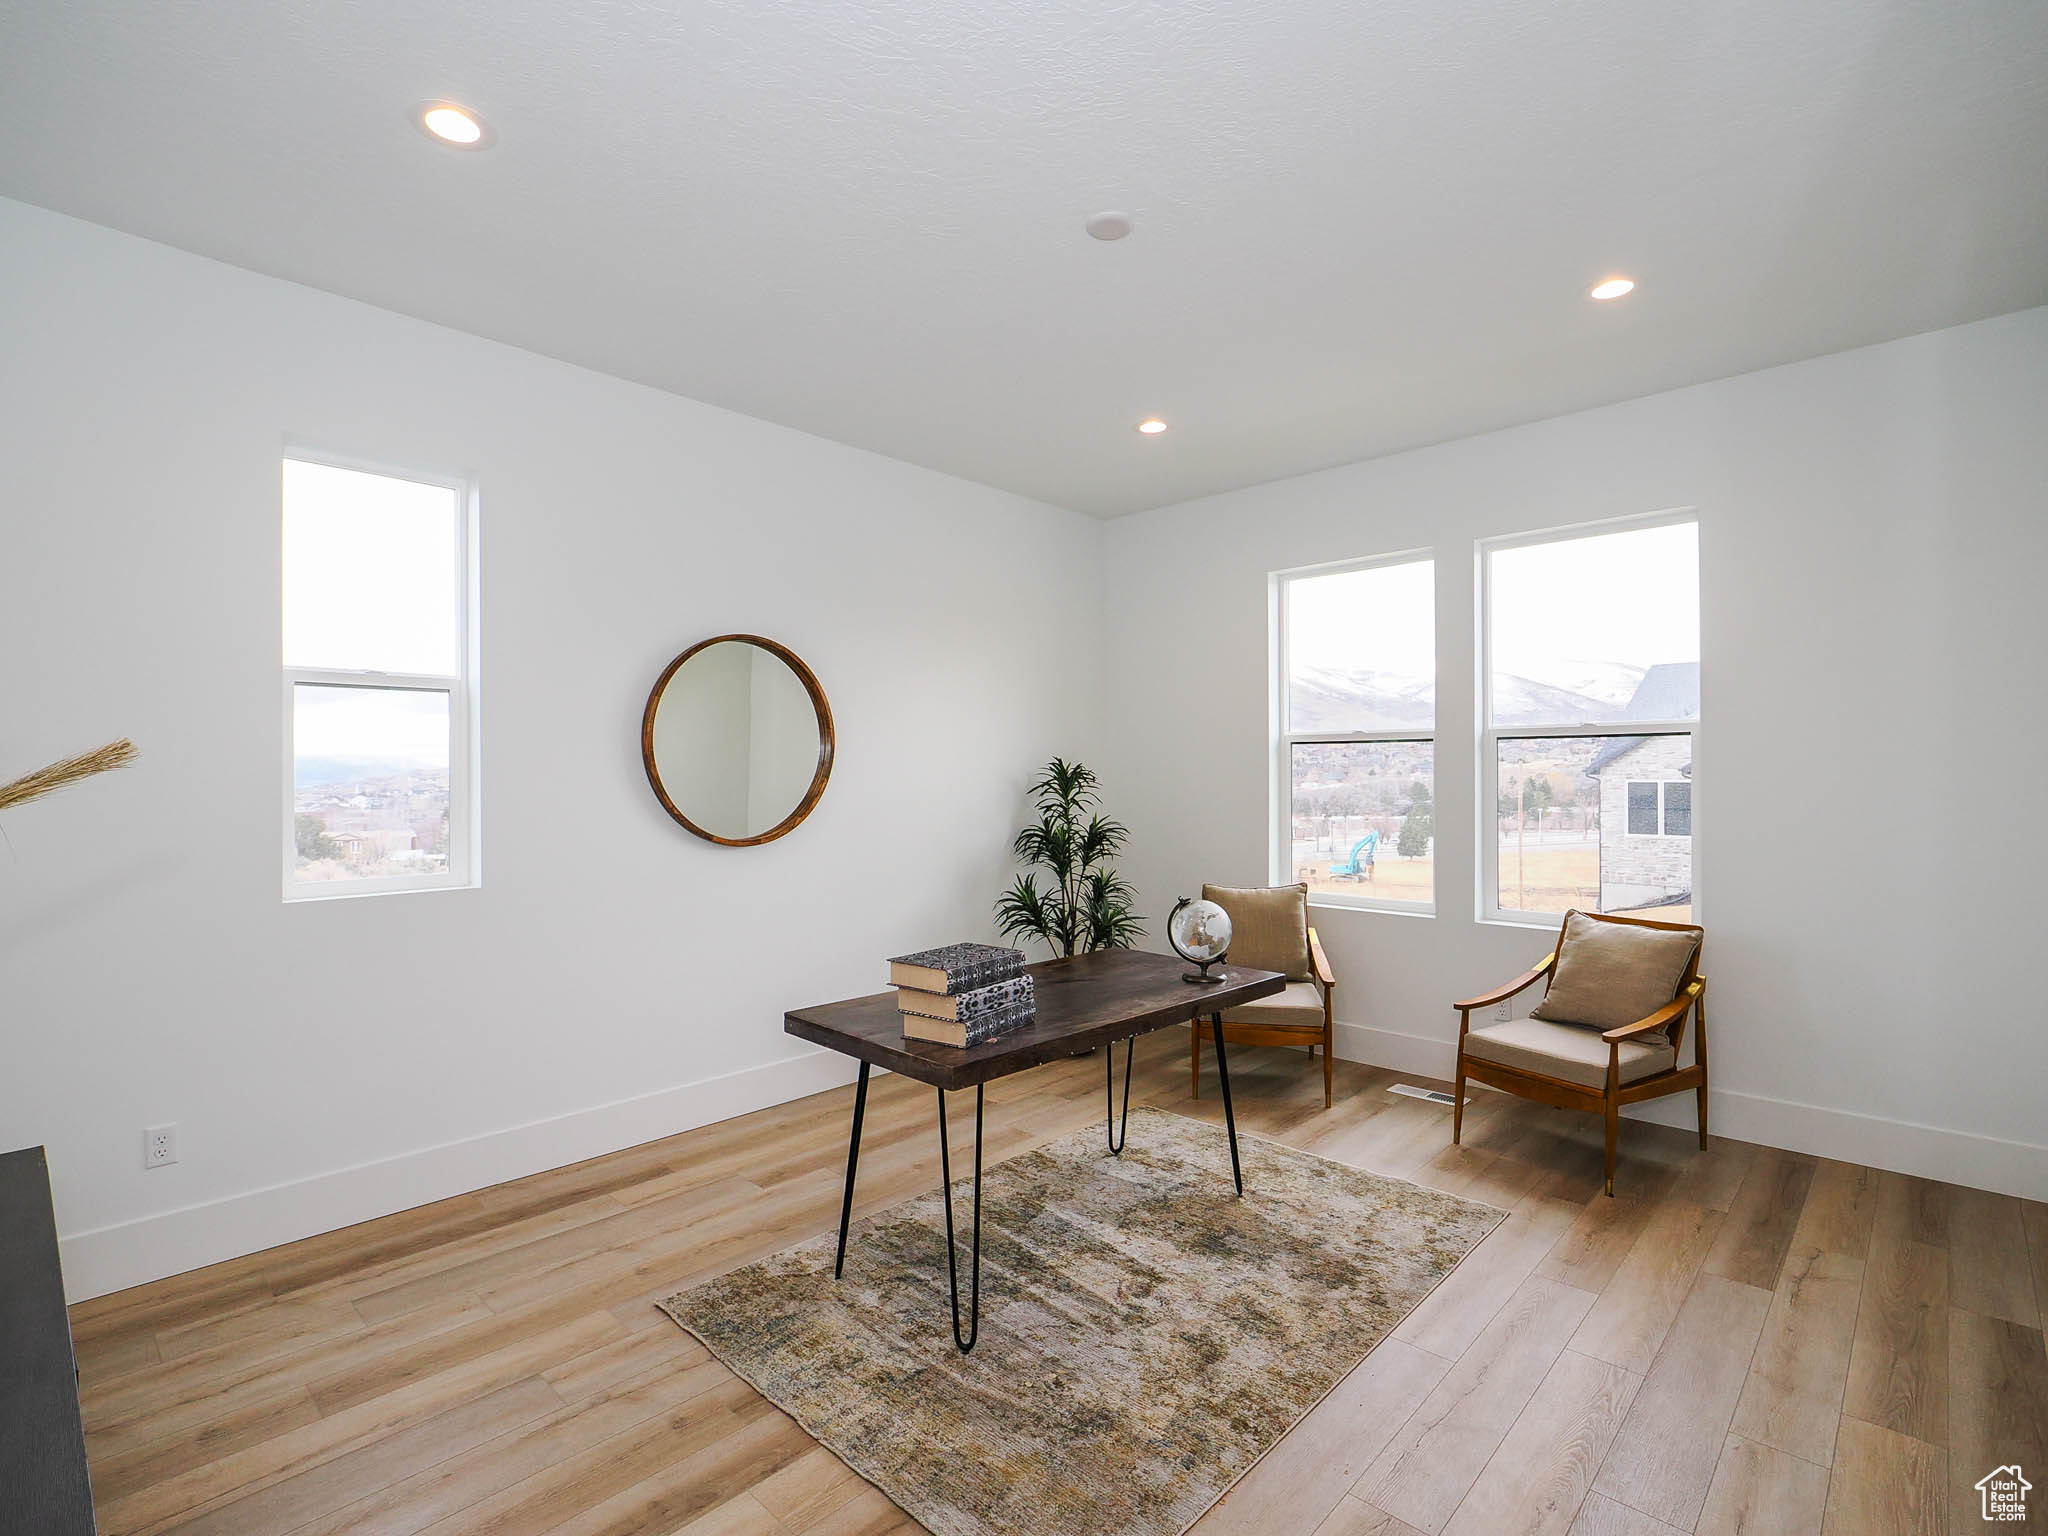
top-left (640, 634), bottom-right (835, 847)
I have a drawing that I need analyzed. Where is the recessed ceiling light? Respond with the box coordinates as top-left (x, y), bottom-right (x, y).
top-left (1086, 211), bottom-right (1134, 241)
top-left (416, 102), bottom-right (492, 148)
top-left (1136, 418), bottom-right (1168, 435)
top-left (1589, 277), bottom-right (1636, 301)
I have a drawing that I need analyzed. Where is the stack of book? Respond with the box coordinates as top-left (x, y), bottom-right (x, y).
top-left (889, 942), bottom-right (1036, 1047)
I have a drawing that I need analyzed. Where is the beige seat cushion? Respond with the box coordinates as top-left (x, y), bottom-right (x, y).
top-left (1462, 1016), bottom-right (1676, 1090)
top-left (1529, 912), bottom-right (1700, 1031)
top-left (1219, 980), bottom-right (1326, 1030)
top-left (1203, 883), bottom-right (1311, 981)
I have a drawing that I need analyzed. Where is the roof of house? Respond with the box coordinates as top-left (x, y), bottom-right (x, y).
top-left (1623, 662), bottom-right (1699, 720)
top-left (1587, 662), bottom-right (1699, 777)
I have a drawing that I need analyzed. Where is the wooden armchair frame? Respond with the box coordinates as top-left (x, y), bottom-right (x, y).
top-left (1193, 926), bottom-right (1336, 1108)
top-left (1453, 910), bottom-right (1706, 1196)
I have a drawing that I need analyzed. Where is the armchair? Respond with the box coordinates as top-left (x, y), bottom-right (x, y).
top-left (1190, 883), bottom-right (1337, 1108)
top-left (1453, 909), bottom-right (1706, 1195)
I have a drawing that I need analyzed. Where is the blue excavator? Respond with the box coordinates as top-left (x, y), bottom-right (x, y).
top-left (1329, 829), bottom-right (1379, 881)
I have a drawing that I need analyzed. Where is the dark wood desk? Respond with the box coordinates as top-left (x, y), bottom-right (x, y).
top-left (786, 949), bottom-right (1286, 1352)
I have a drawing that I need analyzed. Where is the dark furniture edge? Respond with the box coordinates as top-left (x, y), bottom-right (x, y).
top-left (1, 1145), bottom-right (98, 1534)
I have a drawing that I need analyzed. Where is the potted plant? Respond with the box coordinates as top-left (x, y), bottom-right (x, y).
top-left (995, 758), bottom-right (1143, 957)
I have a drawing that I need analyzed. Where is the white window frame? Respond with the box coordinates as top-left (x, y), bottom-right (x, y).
top-left (1270, 547), bottom-right (1436, 916)
top-left (1624, 778), bottom-right (1692, 839)
top-left (1478, 508), bottom-right (1698, 927)
top-left (282, 447), bottom-right (481, 902)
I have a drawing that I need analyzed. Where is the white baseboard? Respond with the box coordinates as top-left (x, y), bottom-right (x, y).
top-left (1331, 1020), bottom-right (1456, 1083)
top-left (1332, 1020), bottom-right (2046, 1202)
top-left (58, 1049), bottom-right (864, 1303)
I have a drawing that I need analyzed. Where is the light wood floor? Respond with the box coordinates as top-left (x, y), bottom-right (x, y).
top-left (70, 1033), bottom-right (2048, 1536)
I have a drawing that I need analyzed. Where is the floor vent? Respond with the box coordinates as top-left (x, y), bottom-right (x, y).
top-left (1389, 1083), bottom-right (1468, 1106)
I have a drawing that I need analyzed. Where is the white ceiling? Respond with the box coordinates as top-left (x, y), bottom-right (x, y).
top-left (3, 1), bottom-right (2045, 517)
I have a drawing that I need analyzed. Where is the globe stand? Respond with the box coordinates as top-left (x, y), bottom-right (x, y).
top-left (1182, 959), bottom-right (1226, 985)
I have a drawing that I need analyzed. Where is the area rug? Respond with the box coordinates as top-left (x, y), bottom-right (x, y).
top-left (657, 1107), bottom-right (1503, 1536)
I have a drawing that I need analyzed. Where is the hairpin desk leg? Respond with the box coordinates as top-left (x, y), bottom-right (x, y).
top-left (833, 1061), bottom-right (870, 1279)
top-left (937, 1083), bottom-right (984, 1353)
top-left (1107, 1037), bottom-right (1134, 1154)
top-left (1211, 1015), bottom-right (1243, 1196)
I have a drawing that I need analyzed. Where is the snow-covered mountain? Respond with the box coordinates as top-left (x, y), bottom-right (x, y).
top-left (1291, 659), bottom-right (1648, 732)
top-left (1490, 660), bottom-right (1646, 726)
top-left (1511, 658), bottom-right (1643, 702)
top-left (1288, 666), bottom-right (1435, 731)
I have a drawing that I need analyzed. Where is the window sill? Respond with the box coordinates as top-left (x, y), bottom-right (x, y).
top-left (285, 878), bottom-right (478, 903)
top-left (1478, 912), bottom-right (1566, 931)
top-left (1307, 898), bottom-right (1435, 920)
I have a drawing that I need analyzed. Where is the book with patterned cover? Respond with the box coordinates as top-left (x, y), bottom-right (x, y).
top-left (887, 942), bottom-right (1026, 995)
top-left (896, 973), bottom-right (1035, 1023)
top-left (901, 1000), bottom-right (1036, 1049)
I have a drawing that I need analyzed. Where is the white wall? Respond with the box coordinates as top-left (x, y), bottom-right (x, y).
top-left (1101, 306), bottom-right (2048, 1201)
top-left (6, 194), bottom-right (2042, 1307)
top-left (0, 199), bottom-right (1104, 1299)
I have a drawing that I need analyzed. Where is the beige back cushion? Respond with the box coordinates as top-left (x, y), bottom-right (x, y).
top-left (1529, 912), bottom-right (1700, 1032)
top-left (1203, 884), bottom-right (1311, 981)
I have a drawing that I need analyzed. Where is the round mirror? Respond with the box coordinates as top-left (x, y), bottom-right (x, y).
top-left (641, 635), bottom-right (834, 846)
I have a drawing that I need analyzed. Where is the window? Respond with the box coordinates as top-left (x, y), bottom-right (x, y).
top-left (1627, 781), bottom-right (1660, 836)
top-left (1663, 780), bottom-right (1691, 836)
top-left (283, 454), bottom-right (476, 898)
top-left (1626, 780), bottom-right (1691, 837)
top-left (1481, 515), bottom-right (1697, 923)
top-left (1273, 553), bottom-right (1435, 911)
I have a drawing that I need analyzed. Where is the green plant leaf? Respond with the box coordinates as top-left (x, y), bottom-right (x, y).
top-left (1077, 812), bottom-right (1130, 866)
top-left (995, 873), bottom-right (1063, 951)
top-left (999, 758), bottom-right (1141, 958)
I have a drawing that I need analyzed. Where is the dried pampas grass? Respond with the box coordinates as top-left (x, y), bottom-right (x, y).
top-left (0, 739), bottom-right (138, 814)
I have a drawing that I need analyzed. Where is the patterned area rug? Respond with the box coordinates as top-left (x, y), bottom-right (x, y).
top-left (658, 1107), bottom-right (1503, 1536)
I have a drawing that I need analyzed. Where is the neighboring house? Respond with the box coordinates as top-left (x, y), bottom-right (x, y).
top-left (1587, 663), bottom-right (1698, 911)
top-left (327, 828), bottom-right (418, 864)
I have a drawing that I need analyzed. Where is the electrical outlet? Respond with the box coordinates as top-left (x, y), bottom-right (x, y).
top-left (1496, 1001), bottom-right (1512, 1021)
top-left (143, 1124), bottom-right (178, 1170)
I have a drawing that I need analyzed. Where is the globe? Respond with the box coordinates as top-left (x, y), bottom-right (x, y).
top-left (1168, 897), bottom-right (1232, 983)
